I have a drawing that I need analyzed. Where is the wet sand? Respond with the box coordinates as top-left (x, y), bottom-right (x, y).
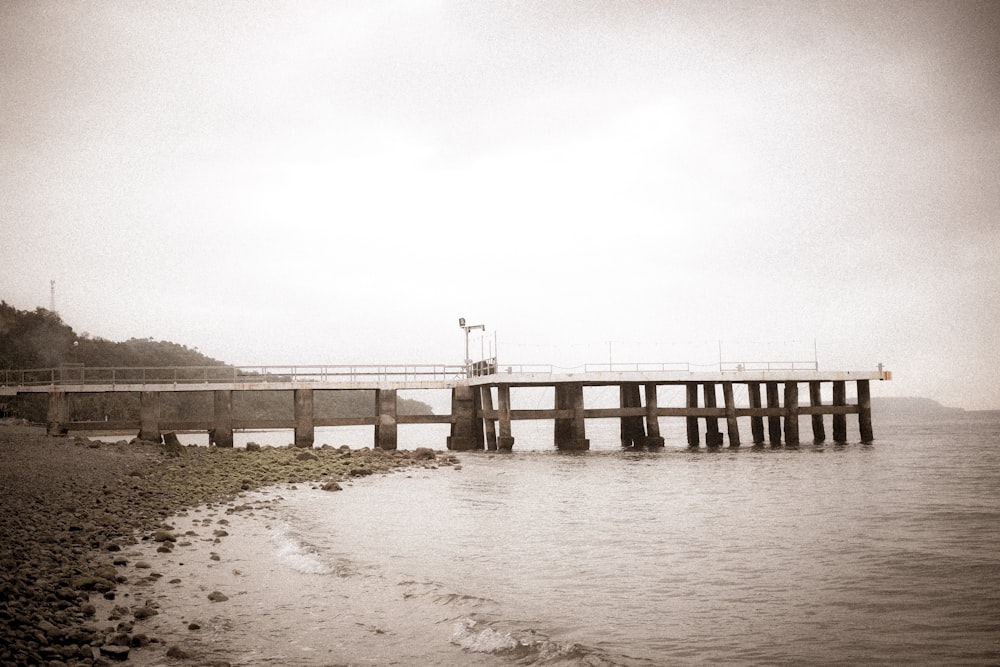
top-left (0, 423), bottom-right (453, 666)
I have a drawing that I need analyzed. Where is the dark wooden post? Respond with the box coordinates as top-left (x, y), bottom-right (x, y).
top-left (704, 383), bottom-right (723, 446)
top-left (211, 390), bottom-right (234, 447)
top-left (808, 381), bottom-right (825, 443)
top-left (480, 386), bottom-right (497, 451)
top-left (447, 385), bottom-right (481, 450)
top-left (139, 391), bottom-right (161, 443)
top-left (766, 381), bottom-right (782, 446)
top-left (375, 388), bottom-right (398, 450)
top-left (554, 382), bottom-right (589, 450)
top-left (748, 382), bottom-right (765, 445)
top-left (46, 390), bottom-right (69, 436)
top-left (832, 381), bottom-right (847, 442)
top-left (619, 383), bottom-right (645, 448)
top-left (294, 388), bottom-right (314, 448)
top-left (857, 380), bottom-right (874, 442)
top-left (497, 384), bottom-right (515, 450)
top-left (723, 381), bottom-right (740, 447)
top-left (643, 383), bottom-right (665, 447)
top-left (685, 382), bottom-right (700, 447)
top-left (783, 382), bottom-right (800, 446)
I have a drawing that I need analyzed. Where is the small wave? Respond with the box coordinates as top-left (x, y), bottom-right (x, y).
top-left (270, 524), bottom-right (333, 575)
top-left (449, 618), bottom-right (622, 665)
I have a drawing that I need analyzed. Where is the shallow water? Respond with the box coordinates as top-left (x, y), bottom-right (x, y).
top-left (129, 411), bottom-right (1000, 665)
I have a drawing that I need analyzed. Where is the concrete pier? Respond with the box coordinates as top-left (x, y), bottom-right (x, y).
top-left (554, 382), bottom-right (589, 450)
top-left (685, 383), bottom-right (700, 447)
top-left (139, 391), bottom-right (161, 443)
top-left (723, 382), bottom-right (740, 447)
top-left (643, 383), bottom-right (665, 447)
top-left (293, 388), bottom-right (313, 448)
top-left (447, 384), bottom-right (482, 451)
top-left (375, 389), bottom-right (397, 450)
top-left (46, 390), bottom-right (68, 436)
top-left (748, 382), bottom-right (765, 445)
top-left (211, 389), bottom-right (234, 447)
top-left (619, 383), bottom-right (645, 448)
top-left (497, 384), bottom-right (515, 450)
top-left (809, 381), bottom-right (825, 443)
top-left (832, 380), bottom-right (848, 442)
top-left (783, 382), bottom-right (800, 446)
top-left (703, 383), bottom-right (723, 447)
top-left (10, 365), bottom-right (890, 450)
top-left (766, 382), bottom-right (782, 446)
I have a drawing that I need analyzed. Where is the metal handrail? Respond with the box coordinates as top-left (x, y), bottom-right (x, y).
top-left (0, 364), bottom-right (469, 387)
top-left (1, 359), bottom-right (825, 389)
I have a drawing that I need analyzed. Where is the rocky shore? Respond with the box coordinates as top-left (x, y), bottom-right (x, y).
top-left (0, 423), bottom-right (453, 666)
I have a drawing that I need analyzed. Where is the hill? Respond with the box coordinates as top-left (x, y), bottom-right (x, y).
top-left (0, 302), bottom-right (433, 422)
top-left (871, 396), bottom-right (964, 414)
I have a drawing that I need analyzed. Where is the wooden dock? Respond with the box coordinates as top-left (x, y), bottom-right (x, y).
top-left (1, 364), bottom-right (891, 449)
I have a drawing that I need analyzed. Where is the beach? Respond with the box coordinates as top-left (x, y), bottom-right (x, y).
top-left (0, 423), bottom-right (454, 666)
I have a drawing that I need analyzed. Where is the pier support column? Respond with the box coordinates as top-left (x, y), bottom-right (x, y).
top-left (554, 383), bottom-right (589, 450)
top-left (480, 386), bottom-right (498, 451)
top-left (375, 389), bottom-right (397, 450)
top-left (766, 382), bottom-right (782, 446)
top-left (685, 383), bottom-right (700, 447)
top-left (703, 383), bottom-right (723, 447)
top-left (497, 384), bottom-right (515, 450)
top-left (809, 381), bottom-right (825, 443)
top-left (294, 388), bottom-right (314, 448)
top-left (447, 385), bottom-right (482, 451)
top-left (139, 391), bottom-right (161, 443)
top-left (46, 390), bottom-right (69, 436)
top-left (723, 382), bottom-right (740, 447)
top-left (211, 390), bottom-right (234, 447)
top-left (832, 381), bottom-right (848, 443)
top-left (643, 383), bottom-right (665, 447)
top-left (857, 380), bottom-right (874, 442)
top-left (619, 383), bottom-right (645, 448)
top-left (783, 382), bottom-right (800, 446)
top-left (748, 382), bottom-right (765, 445)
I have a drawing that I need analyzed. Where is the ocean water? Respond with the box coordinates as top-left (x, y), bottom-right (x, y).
top-left (130, 410), bottom-right (1000, 666)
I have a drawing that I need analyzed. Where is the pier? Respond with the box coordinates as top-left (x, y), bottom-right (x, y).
top-left (1, 363), bottom-right (891, 450)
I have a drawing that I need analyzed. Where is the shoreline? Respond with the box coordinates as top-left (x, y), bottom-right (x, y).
top-left (0, 423), bottom-right (456, 666)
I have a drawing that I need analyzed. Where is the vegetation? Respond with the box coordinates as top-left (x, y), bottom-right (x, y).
top-left (0, 302), bottom-right (432, 422)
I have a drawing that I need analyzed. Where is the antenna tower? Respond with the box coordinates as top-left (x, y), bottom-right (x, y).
top-left (50, 280), bottom-right (56, 312)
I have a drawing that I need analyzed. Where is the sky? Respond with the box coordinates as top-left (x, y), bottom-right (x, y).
top-left (2, 1), bottom-right (998, 409)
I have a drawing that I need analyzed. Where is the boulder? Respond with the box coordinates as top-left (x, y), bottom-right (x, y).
top-left (162, 432), bottom-right (186, 458)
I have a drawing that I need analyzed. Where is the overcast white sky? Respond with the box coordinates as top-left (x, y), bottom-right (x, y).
top-left (2, 1), bottom-right (998, 408)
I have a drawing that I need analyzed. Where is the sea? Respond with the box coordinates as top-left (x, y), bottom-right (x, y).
top-left (124, 408), bottom-right (1000, 666)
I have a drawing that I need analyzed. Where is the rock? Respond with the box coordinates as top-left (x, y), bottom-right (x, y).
top-left (162, 432), bottom-right (186, 458)
top-left (349, 467), bottom-right (373, 477)
top-left (245, 442), bottom-right (261, 452)
top-left (167, 645), bottom-right (192, 659)
top-left (132, 606), bottom-right (157, 620)
top-left (129, 633), bottom-right (150, 647)
top-left (295, 451), bottom-right (318, 461)
top-left (413, 447), bottom-right (436, 460)
top-left (99, 644), bottom-right (130, 661)
top-left (321, 481), bottom-right (342, 492)
top-left (207, 591), bottom-right (228, 602)
top-left (152, 529), bottom-right (176, 543)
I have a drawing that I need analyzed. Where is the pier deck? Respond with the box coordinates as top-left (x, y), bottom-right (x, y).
top-left (2, 364), bottom-right (891, 450)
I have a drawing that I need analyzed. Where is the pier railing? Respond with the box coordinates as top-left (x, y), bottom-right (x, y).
top-left (2, 359), bottom-right (827, 389)
top-left (0, 364), bottom-right (469, 388)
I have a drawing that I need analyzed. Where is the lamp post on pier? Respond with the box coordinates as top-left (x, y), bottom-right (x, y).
top-left (458, 318), bottom-right (485, 377)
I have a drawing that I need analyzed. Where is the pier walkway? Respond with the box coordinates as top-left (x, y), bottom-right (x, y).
top-left (1, 362), bottom-right (891, 450)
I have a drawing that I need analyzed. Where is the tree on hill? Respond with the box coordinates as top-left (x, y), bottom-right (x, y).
top-left (1, 301), bottom-right (432, 423)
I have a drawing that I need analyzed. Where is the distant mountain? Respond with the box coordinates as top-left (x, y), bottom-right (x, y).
top-left (871, 396), bottom-right (964, 414)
